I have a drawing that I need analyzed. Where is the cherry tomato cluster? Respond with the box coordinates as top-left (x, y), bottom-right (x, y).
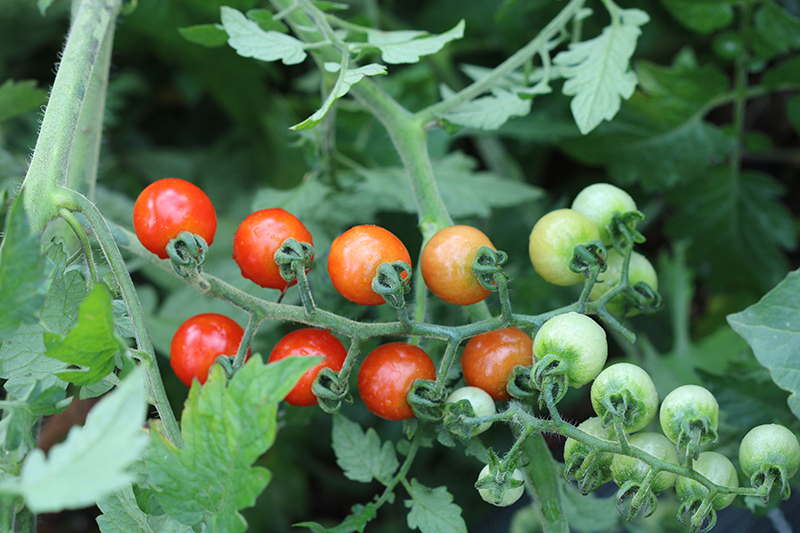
top-left (133, 178), bottom-right (799, 526)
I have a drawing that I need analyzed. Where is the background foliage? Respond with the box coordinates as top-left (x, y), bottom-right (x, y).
top-left (2, 0), bottom-right (800, 531)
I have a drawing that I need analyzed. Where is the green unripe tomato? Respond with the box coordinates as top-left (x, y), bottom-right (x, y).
top-left (591, 363), bottom-right (659, 432)
top-left (659, 385), bottom-right (719, 454)
top-left (611, 432), bottom-right (680, 493)
top-left (739, 424), bottom-right (800, 481)
top-left (445, 386), bottom-right (497, 436)
top-left (571, 183), bottom-right (637, 245)
top-left (533, 312), bottom-right (608, 388)
top-left (476, 464), bottom-right (525, 507)
top-left (563, 417), bottom-right (617, 486)
top-left (589, 250), bottom-right (658, 316)
top-left (675, 451), bottom-right (739, 511)
top-left (528, 208), bottom-right (601, 286)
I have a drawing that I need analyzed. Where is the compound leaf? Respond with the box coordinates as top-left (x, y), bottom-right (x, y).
top-left (366, 20), bottom-right (465, 64)
top-left (554, 7), bottom-right (649, 134)
top-left (292, 63), bottom-right (386, 130)
top-left (728, 270), bottom-right (800, 419)
top-left (0, 193), bottom-right (48, 340)
top-left (221, 6), bottom-right (307, 65)
top-left (665, 168), bottom-right (794, 294)
top-left (439, 87), bottom-right (533, 131)
top-left (45, 283), bottom-right (121, 387)
top-left (0, 79), bottom-right (48, 123)
top-left (12, 368), bottom-right (148, 513)
top-left (404, 479), bottom-right (467, 533)
top-left (147, 355), bottom-right (318, 532)
top-left (332, 415), bottom-right (399, 484)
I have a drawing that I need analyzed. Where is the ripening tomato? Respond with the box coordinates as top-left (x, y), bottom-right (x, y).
top-left (268, 328), bottom-right (347, 406)
top-left (571, 183), bottom-right (637, 245)
top-left (327, 225), bottom-right (412, 306)
top-left (233, 208), bottom-right (314, 290)
top-left (420, 225), bottom-right (497, 306)
top-left (170, 313), bottom-right (248, 387)
top-left (528, 208), bottom-right (600, 286)
top-left (133, 178), bottom-right (217, 259)
top-left (358, 342), bottom-right (436, 420)
top-left (461, 328), bottom-right (533, 401)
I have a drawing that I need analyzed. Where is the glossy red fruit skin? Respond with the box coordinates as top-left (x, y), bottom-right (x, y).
top-left (461, 327), bottom-right (533, 401)
top-left (133, 178), bottom-right (217, 259)
top-left (327, 225), bottom-right (412, 306)
top-left (170, 313), bottom-right (248, 387)
top-left (268, 328), bottom-right (348, 406)
top-left (233, 208), bottom-right (314, 290)
top-left (420, 225), bottom-right (497, 306)
top-left (358, 342), bottom-right (436, 420)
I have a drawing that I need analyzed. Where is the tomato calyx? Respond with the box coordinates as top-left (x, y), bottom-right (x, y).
top-left (568, 240), bottom-right (607, 280)
top-left (166, 230), bottom-right (209, 276)
top-left (312, 366), bottom-right (352, 414)
top-left (674, 416), bottom-right (719, 464)
top-left (371, 261), bottom-right (412, 310)
top-left (407, 379), bottom-right (446, 421)
top-left (506, 365), bottom-right (538, 401)
top-left (531, 354), bottom-right (570, 410)
top-left (564, 450), bottom-right (607, 495)
top-left (471, 246), bottom-right (508, 292)
top-left (274, 237), bottom-right (316, 308)
top-left (608, 210), bottom-right (646, 253)
top-left (615, 478), bottom-right (659, 521)
top-left (677, 497), bottom-right (717, 533)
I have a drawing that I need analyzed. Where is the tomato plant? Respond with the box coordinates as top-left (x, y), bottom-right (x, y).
top-left (233, 208), bottom-right (314, 290)
top-left (132, 178), bottom-right (217, 259)
top-left (327, 225), bottom-right (412, 306)
top-left (460, 327), bottom-right (533, 401)
top-left (8, 0), bottom-right (800, 532)
top-left (267, 328), bottom-right (347, 406)
top-left (420, 225), bottom-right (497, 305)
top-left (357, 342), bottom-right (436, 420)
top-left (170, 313), bottom-right (248, 387)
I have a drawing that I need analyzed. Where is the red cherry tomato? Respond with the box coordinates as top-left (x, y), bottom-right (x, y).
top-left (233, 208), bottom-right (314, 290)
top-left (133, 178), bottom-right (217, 259)
top-left (268, 328), bottom-right (348, 406)
top-left (420, 225), bottom-right (496, 306)
top-left (461, 327), bottom-right (533, 401)
top-left (170, 313), bottom-right (248, 387)
top-left (358, 342), bottom-right (436, 420)
top-left (327, 225), bottom-right (412, 306)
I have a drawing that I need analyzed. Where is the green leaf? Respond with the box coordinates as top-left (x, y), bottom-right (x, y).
top-left (2, 382), bottom-right (70, 453)
top-left (365, 20), bottom-right (465, 64)
top-left (728, 270), bottom-right (800, 419)
top-left (220, 7), bottom-right (307, 65)
top-left (11, 368), bottom-right (148, 513)
top-left (146, 355), bottom-right (318, 532)
top-left (96, 484), bottom-right (194, 533)
top-left (762, 55), bottom-right (800, 90)
top-left (291, 62), bottom-right (387, 130)
top-left (0, 248), bottom-right (87, 398)
top-left (404, 479), bottom-right (467, 533)
top-left (438, 87), bottom-right (533, 131)
top-left (753, 0), bottom-right (800, 59)
top-left (45, 283), bottom-right (122, 387)
top-left (295, 503), bottom-right (377, 533)
top-left (657, 0), bottom-right (734, 34)
top-left (559, 60), bottom-right (733, 188)
top-left (0, 79), bottom-right (48, 123)
top-left (665, 168), bottom-right (794, 293)
top-left (331, 415), bottom-right (399, 484)
top-left (245, 9), bottom-right (289, 33)
top-left (178, 24), bottom-right (229, 48)
top-left (553, 8), bottom-right (649, 134)
top-left (0, 193), bottom-right (48, 339)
